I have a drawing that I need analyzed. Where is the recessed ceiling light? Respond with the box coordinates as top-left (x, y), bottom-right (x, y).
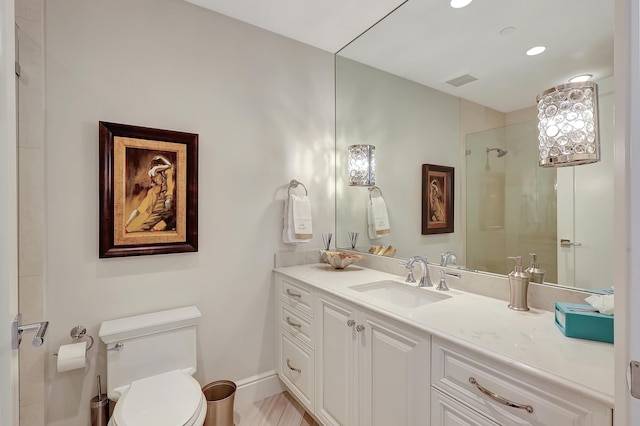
top-left (526, 46), bottom-right (546, 56)
top-left (569, 74), bottom-right (593, 83)
top-left (450, 0), bottom-right (472, 8)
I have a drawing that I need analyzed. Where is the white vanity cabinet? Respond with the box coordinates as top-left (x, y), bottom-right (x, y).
top-left (275, 274), bottom-right (316, 412)
top-left (274, 272), bottom-right (429, 426)
top-left (315, 292), bottom-right (429, 426)
top-left (274, 268), bottom-right (613, 426)
top-left (431, 337), bottom-right (613, 426)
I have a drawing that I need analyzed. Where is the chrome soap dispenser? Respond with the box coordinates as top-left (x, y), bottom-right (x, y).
top-left (507, 256), bottom-right (530, 311)
top-left (526, 253), bottom-right (546, 284)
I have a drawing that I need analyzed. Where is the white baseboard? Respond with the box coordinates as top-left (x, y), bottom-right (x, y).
top-left (233, 370), bottom-right (285, 410)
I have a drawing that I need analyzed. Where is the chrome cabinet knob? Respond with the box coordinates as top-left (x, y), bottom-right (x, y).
top-left (356, 324), bottom-right (365, 333)
top-left (347, 319), bottom-right (356, 327)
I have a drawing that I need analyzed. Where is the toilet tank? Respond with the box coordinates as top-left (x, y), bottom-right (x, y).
top-left (98, 306), bottom-right (201, 400)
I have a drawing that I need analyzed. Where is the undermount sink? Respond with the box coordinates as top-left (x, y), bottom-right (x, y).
top-left (349, 280), bottom-right (450, 309)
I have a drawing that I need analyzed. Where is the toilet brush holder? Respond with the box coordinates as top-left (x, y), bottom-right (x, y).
top-left (91, 375), bottom-right (110, 426)
top-left (90, 394), bottom-right (109, 426)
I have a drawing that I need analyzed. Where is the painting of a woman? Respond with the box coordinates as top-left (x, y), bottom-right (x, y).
top-left (429, 177), bottom-right (446, 223)
top-left (124, 153), bottom-right (176, 233)
top-left (422, 164), bottom-right (454, 234)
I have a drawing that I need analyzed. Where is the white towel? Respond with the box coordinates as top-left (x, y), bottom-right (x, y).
top-left (367, 196), bottom-right (390, 240)
top-left (283, 194), bottom-right (313, 243)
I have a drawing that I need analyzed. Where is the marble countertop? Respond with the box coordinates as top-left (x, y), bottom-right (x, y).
top-left (273, 263), bottom-right (615, 407)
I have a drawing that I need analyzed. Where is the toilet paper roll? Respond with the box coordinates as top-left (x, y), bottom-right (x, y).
top-left (57, 341), bottom-right (87, 373)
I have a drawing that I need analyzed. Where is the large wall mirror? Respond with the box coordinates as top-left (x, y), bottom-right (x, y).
top-left (335, 0), bottom-right (614, 292)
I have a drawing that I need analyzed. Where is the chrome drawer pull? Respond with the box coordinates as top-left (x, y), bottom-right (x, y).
top-left (286, 316), bottom-right (302, 329)
top-left (286, 359), bottom-right (301, 373)
top-left (469, 377), bottom-right (534, 414)
top-left (285, 289), bottom-right (302, 298)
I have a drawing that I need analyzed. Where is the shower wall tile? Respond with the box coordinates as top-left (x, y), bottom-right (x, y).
top-left (15, 0), bottom-right (42, 23)
top-left (17, 0), bottom-right (46, 425)
top-left (18, 401), bottom-right (44, 426)
top-left (18, 147), bottom-right (44, 277)
top-left (16, 18), bottom-right (44, 150)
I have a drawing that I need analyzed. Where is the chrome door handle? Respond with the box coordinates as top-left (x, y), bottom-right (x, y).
top-left (286, 359), bottom-right (301, 373)
top-left (285, 317), bottom-right (302, 329)
top-left (11, 314), bottom-right (49, 349)
top-left (469, 377), bottom-right (533, 413)
top-left (560, 239), bottom-right (582, 248)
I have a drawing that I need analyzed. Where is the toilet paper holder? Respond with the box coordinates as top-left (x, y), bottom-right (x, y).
top-left (53, 325), bottom-right (94, 357)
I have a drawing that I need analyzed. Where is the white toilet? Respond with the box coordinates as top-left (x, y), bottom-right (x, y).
top-left (98, 306), bottom-right (207, 426)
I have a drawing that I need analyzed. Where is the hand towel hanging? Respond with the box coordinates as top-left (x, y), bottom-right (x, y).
top-left (367, 192), bottom-right (390, 239)
top-left (283, 181), bottom-right (313, 244)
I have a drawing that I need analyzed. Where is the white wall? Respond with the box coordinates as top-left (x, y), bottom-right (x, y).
top-left (43, 1), bottom-right (335, 425)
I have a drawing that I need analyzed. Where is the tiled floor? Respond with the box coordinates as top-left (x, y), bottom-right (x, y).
top-left (235, 391), bottom-right (319, 426)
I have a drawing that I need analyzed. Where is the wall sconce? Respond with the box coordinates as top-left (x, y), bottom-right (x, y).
top-left (348, 144), bottom-right (375, 186)
top-left (536, 81), bottom-right (600, 167)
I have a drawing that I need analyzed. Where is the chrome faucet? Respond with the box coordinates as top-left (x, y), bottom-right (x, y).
top-left (405, 256), bottom-right (433, 287)
top-left (440, 251), bottom-right (457, 267)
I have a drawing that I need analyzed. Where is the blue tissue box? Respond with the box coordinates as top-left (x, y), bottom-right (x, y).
top-left (554, 302), bottom-right (613, 344)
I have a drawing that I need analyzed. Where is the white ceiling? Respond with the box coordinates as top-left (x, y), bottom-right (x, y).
top-left (184, 0), bottom-right (406, 53)
top-left (185, 0), bottom-right (614, 113)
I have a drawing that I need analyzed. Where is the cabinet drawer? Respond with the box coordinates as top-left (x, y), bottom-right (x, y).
top-left (279, 277), bottom-right (314, 317)
top-left (280, 333), bottom-right (314, 411)
top-left (432, 339), bottom-right (612, 426)
top-left (432, 388), bottom-right (499, 426)
top-left (279, 305), bottom-right (314, 348)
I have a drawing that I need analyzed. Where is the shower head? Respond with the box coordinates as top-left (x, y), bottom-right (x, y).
top-left (486, 147), bottom-right (508, 157)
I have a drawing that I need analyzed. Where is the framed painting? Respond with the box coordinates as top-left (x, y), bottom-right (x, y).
top-left (99, 121), bottom-right (198, 258)
top-left (421, 164), bottom-right (454, 235)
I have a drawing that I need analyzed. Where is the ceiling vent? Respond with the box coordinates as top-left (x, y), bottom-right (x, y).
top-left (445, 74), bottom-right (478, 87)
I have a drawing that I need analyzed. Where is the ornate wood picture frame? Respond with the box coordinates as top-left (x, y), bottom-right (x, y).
top-left (99, 121), bottom-right (198, 258)
top-left (421, 164), bottom-right (454, 235)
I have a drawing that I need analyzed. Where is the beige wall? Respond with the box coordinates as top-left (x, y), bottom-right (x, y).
top-left (42, 1), bottom-right (335, 425)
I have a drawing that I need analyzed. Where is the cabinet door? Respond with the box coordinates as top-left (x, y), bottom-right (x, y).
top-left (358, 310), bottom-right (430, 426)
top-left (316, 295), bottom-right (358, 426)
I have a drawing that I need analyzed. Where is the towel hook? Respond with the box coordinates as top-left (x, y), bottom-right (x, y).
top-left (368, 186), bottom-right (383, 200)
top-left (288, 179), bottom-right (308, 196)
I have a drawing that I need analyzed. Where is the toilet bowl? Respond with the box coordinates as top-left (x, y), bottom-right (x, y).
top-left (108, 370), bottom-right (207, 426)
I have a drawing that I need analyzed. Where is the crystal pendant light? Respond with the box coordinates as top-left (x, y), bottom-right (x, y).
top-left (348, 144), bottom-right (375, 186)
top-left (536, 81), bottom-right (600, 167)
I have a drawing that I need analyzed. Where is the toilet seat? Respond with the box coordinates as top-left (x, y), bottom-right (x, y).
top-left (109, 370), bottom-right (206, 426)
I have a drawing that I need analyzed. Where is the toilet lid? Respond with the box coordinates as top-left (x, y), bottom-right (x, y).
top-left (113, 370), bottom-right (204, 426)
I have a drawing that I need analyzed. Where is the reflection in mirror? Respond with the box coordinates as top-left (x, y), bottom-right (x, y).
top-left (335, 0), bottom-right (614, 292)
top-left (465, 121), bottom-right (558, 282)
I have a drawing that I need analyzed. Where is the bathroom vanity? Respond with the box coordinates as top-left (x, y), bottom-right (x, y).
top-left (273, 263), bottom-right (614, 426)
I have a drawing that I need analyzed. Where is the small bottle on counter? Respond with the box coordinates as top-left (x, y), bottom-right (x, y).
top-left (507, 256), bottom-right (530, 311)
top-left (525, 253), bottom-right (546, 284)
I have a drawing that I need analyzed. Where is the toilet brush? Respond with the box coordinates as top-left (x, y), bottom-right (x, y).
top-left (91, 375), bottom-right (109, 426)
